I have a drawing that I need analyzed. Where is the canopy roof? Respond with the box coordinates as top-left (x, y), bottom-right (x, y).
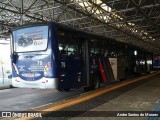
top-left (0, 0), bottom-right (159, 53)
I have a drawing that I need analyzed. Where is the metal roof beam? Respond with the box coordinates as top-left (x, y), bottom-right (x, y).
top-left (111, 3), bottom-right (160, 13)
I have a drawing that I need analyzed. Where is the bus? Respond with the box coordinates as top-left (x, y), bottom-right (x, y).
top-left (10, 22), bottom-right (152, 90)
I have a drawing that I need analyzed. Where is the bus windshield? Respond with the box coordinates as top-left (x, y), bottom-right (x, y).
top-left (13, 26), bottom-right (48, 52)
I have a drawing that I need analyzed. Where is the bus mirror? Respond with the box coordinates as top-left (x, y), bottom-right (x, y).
top-left (8, 74), bottom-right (12, 79)
top-left (10, 53), bottom-right (18, 63)
top-left (8, 29), bottom-right (11, 34)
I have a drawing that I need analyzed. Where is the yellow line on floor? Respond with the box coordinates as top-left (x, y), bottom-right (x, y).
top-left (43, 72), bottom-right (160, 111)
top-left (16, 72), bottom-right (159, 120)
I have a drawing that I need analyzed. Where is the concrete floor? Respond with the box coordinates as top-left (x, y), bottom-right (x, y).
top-left (0, 75), bottom-right (160, 120)
top-left (0, 88), bottom-right (83, 111)
top-left (57, 75), bottom-right (160, 120)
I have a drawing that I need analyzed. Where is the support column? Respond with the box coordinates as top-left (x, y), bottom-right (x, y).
top-left (20, 0), bottom-right (24, 25)
top-left (83, 40), bottom-right (90, 86)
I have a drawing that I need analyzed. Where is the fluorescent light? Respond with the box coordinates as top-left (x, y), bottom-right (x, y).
top-left (96, 0), bottom-right (103, 4)
top-left (144, 32), bottom-right (148, 35)
top-left (134, 50), bottom-right (137, 56)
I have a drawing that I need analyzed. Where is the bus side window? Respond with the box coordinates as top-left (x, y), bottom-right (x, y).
top-left (89, 40), bottom-right (102, 56)
top-left (57, 29), bottom-right (80, 56)
top-left (60, 49), bottom-right (67, 55)
top-left (57, 30), bottom-right (67, 55)
top-left (66, 32), bottom-right (79, 56)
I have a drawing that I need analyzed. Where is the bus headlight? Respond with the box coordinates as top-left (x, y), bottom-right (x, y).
top-left (13, 63), bottom-right (19, 75)
top-left (44, 62), bottom-right (51, 76)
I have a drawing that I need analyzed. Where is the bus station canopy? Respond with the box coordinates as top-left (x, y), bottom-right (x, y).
top-left (0, 0), bottom-right (159, 53)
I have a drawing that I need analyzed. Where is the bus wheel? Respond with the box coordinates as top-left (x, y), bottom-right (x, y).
top-left (92, 75), bottom-right (100, 90)
top-left (57, 88), bottom-right (62, 91)
top-left (64, 88), bottom-right (70, 91)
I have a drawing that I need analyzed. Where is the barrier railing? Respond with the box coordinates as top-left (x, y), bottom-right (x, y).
top-left (0, 65), bottom-right (12, 86)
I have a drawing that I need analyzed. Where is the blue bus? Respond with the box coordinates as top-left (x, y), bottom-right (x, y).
top-left (10, 22), bottom-right (152, 90)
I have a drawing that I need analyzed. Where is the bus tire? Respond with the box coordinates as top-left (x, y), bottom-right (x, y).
top-left (10, 85), bottom-right (16, 88)
top-left (57, 88), bottom-right (62, 91)
top-left (64, 88), bottom-right (70, 91)
top-left (92, 74), bottom-right (100, 90)
top-left (83, 86), bottom-right (91, 92)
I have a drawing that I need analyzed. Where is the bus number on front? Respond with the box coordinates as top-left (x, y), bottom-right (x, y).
top-left (37, 61), bottom-right (43, 65)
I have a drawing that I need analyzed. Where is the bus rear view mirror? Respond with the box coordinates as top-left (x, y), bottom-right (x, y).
top-left (10, 53), bottom-right (18, 63)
